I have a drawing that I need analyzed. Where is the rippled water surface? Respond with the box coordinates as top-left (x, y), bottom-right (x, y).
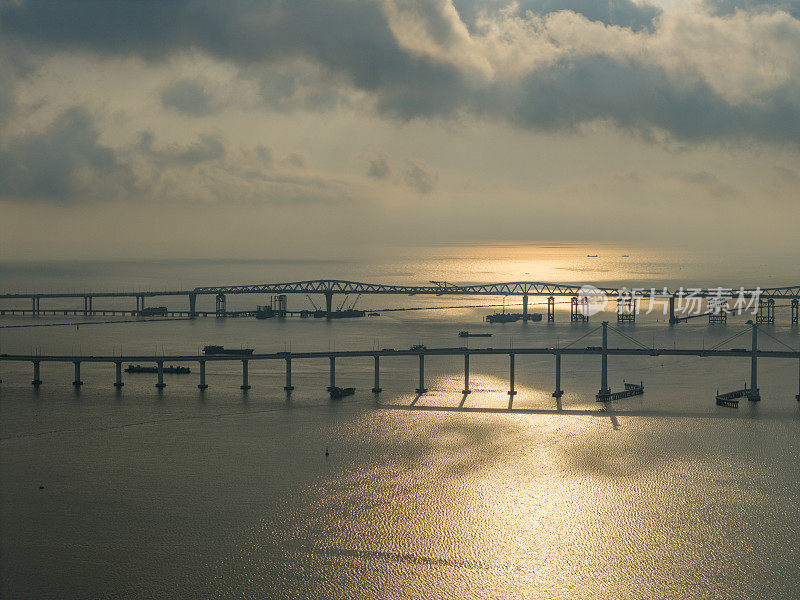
top-left (1, 246), bottom-right (799, 599)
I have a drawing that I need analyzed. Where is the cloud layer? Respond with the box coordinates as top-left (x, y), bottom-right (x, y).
top-left (2, 0), bottom-right (799, 148)
top-left (0, 0), bottom-right (798, 256)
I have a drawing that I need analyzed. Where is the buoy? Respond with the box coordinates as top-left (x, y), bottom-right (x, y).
top-left (325, 446), bottom-right (329, 457)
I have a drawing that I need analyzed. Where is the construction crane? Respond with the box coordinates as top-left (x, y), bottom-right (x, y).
top-left (305, 294), bottom-right (320, 311)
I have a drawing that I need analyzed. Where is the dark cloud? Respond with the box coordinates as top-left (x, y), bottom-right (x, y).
top-left (703, 0), bottom-right (800, 18)
top-left (0, 107), bottom-right (133, 202)
top-left (0, 66), bottom-right (15, 127)
top-left (505, 55), bottom-right (800, 146)
top-left (367, 154), bottom-right (392, 179)
top-left (286, 153), bottom-right (307, 168)
top-left (404, 159), bottom-right (438, 194)
top-left (454, 0), bottom-right (662, 32)
top-left (138, 131), bottom-right (225, 165)
top-left (1, 0), bottom-right (798, 147)
top-left (160, 78), bottom-right (220, 116)
top-left (254, 144), bottom-right (273, 164)
top-left (678, 171), bottom-right (719, 186)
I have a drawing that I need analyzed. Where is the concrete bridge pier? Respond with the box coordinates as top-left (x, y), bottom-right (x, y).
top-left (31, 361), bottom-right (42, 386)
top-left (371, 356), bottom-right (381, 393)
top-left (596, 321), bottom-right (611, 401)
top-left (198, 361), bottom-right (207, 390)
top-left (796, 358), bottom-right (800, 401)
top-left (328, 357), bottom-right (335, 390)
top-left (669, 295), bottom-right (677, 325)
top-left (155, 362), bottom-right (166, 389)
top-left (72, 361), bottom-right (83, 387)
top-left (547, 296), bottom-right (555, 322)
top-left (522, 294), bottom-right (529, 321)
top-left (749, 323), bottom-right (760, 401)
top-left (462, 353), bottom-right (471, 395)
top-left (284, 358), bottom-right (294, 391)
top-left (240, 360), bottom-right (251, 390)
top-left (507, 353), bottom-right (517, 408)
top-left (416, 354), bottom-right (427, 394)
top-left (792, 299), bottom-right (798, 325)
top-left (552, 352), bottom-right (563, 398)
top-left (114, 362), bottom-right (124, 388)
top-left (325, 292), bottom-right (333, 318)
top-left (189, 293), bottom-right (197, 319)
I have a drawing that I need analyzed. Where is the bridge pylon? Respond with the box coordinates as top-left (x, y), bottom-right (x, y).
top-left (616, 295), bottom-right (636, 323)
top-left (756, 298), bottom-right (775, 325)
top-left (570, 296), bottom-right (589, 323)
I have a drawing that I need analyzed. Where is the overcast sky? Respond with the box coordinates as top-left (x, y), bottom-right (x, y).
top-left (0, 0), bottom-right (798, 260)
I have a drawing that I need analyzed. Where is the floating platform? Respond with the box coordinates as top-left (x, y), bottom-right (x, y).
top-left (715, 388), bottom-right (749, 407)
top-left (596, 381), bottom-right (644, 402)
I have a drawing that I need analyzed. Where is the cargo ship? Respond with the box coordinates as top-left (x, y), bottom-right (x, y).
top-left (255, 306), bottom-right (275, 319)
top-left (458, 331), bottom-right (492, 337)
top-left (125, 364), bottom-right (191, 374)
top-left (202, 345), bottom-right (255, 355)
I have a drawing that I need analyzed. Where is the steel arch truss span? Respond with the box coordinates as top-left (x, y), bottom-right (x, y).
top-left (192, 280), bottom-right (799, 299)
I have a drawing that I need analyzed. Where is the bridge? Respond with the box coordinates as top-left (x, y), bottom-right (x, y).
top-left (2, 323), bottom-right (798, 405)
top-left (2, 280), bottom-right (799, 325)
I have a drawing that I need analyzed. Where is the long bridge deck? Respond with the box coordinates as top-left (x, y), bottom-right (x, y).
top-left (2, 279), bottom-right (799, 325)
top-left (2, 279), bottom-right (799, 300)
top-left (2, 347), bottom-right (799, 362)
top-left (3, 320), bottom-right (798, 403)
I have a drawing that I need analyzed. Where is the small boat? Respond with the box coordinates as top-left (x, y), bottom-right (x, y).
top-left (203, 345), bottom-right (255, 355)
top-left (622, 254), bottom-right (630, 258)
top-left (587, 254), bottom-right (598, 258)
top-left (458, 331), bottom-right (492, 338)
top-left (368, 312), bottom-right (380, 316)
top-left (125, 364), bottom-right (191, 374)
top-left (329, 386), bottom-right (355, 399)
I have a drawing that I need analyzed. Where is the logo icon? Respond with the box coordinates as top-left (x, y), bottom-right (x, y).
top-left (578, 285), bottom-right (608, 316)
